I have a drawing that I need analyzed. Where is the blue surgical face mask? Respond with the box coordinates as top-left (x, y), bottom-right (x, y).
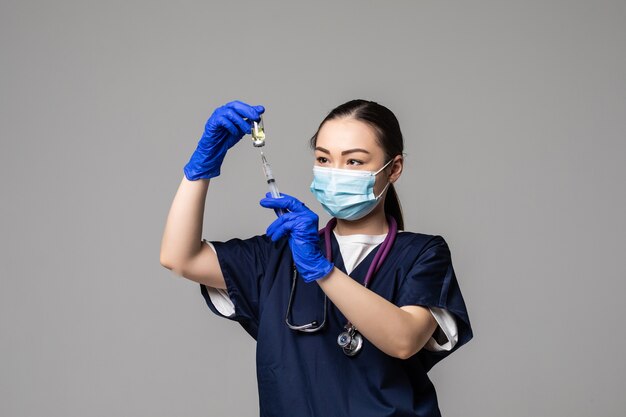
top-left (309, 160), bottom-right (393, 221)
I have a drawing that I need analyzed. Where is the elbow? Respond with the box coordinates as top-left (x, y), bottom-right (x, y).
top-left (393, 333), bottom-right (429, 360)
top-left (159, 244), bottom-right (173, 269)
top-left (159, 255), bottom-right (184, 277)
top-left (159, 253), bottom-right (174, 270)
top-left (394, 350), bottom-right (410, 360)
top-left (394, 343), bottom-right (419, 360)
top-left (391, 308), bottom-right (439, 359)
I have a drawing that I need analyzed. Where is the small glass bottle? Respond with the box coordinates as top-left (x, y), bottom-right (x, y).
top-left (251, 115), bottom-right (266, 147)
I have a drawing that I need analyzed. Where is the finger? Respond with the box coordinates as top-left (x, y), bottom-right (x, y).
top-left (229, 100), bottom-right (265, 115)
top-left (266, 191), bottom-right (294, 199)
top-left (226, 101), bottom-right (263, 121)
top-left (224, 100), bottom-right (251, 108)
top-left (215, 116), bottom-right (239, 137)
top-left (222, 108), bottom-right (252, 136)
top-left (266, 213), bottom-right (302, 241)
top-left (263, 191), bottom-right (288, 199)
top-left (260, 196), bottom-right (294, 210)
top-left (260, 194), bottom-right (307, 212)
top-left (266, 214), bottom-right (291, 241)
top-left (261, 193), bottom-right (287, 216)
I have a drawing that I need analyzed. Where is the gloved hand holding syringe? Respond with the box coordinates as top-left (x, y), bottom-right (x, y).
top-left (250, 115), bottom-right (287, 217)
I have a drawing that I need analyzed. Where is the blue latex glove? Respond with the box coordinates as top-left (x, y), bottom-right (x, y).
top-left (260, 193), bottom-right (335, 283)
top-left (184, 101), bottom-right (265, 180)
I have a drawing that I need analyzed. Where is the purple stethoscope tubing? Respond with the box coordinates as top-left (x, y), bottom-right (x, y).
top-left (320, 215), bottom-right (398, 286)
top-left (319, 215), bottom-right (398, 328)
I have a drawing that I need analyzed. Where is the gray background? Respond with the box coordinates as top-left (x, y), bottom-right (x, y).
top-left (2, 0), bottom-right (625, 416)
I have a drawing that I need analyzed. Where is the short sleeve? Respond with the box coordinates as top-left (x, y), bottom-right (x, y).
top-left (424, 306), bottom-right (458, 352)
top-left (199, 235), bottom-right (272, 340)
top-left (396, 235), bottom-right (473, 371)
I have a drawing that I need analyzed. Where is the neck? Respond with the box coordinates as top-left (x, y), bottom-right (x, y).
top-left (334, 203), bottom-right (389, 236)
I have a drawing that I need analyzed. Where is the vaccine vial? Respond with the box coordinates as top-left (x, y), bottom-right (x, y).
top-left (251, 115), bottom-right (266, 147)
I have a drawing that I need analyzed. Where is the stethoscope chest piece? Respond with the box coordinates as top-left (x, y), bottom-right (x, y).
top-left (337, 325), bottom-right (363, 356)
top-left (286, 216), bottom-right (398, 358)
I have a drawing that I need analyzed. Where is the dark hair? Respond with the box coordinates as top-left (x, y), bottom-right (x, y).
top-left (309, 99), bottom-right (405, 230)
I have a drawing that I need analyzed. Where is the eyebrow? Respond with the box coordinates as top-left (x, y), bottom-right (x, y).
top-left (315, 146), bottom-right (371, 155)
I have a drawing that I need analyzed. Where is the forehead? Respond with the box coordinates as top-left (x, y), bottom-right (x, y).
top-left (316, 118), bottom-right (382, 152)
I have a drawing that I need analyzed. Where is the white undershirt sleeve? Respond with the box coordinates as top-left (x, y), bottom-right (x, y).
top-left (424, 306), bottom-right (458, 352)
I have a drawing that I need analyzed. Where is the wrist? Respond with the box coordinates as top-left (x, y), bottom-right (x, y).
top-left (183, 163), bottom-right (220, 181)
top-left (184, 148), bottom-right (224, 180)
top-left (301, 256), bottom-right (335, 283)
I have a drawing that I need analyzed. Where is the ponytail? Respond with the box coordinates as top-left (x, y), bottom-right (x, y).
top-left (384, 183), bottom-right (404, 230)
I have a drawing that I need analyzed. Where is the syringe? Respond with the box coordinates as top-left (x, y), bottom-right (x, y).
top-left (261, 151), bottom-right (286, 216)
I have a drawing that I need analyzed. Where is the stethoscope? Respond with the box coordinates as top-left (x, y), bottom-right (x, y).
top-left (285, 215), bottom-right (398, 357)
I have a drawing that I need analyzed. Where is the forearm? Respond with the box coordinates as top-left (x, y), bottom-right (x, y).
top-left (159, 175), bottom-right (210, 268)
top-left (316, 267), bottom-right (433, 359)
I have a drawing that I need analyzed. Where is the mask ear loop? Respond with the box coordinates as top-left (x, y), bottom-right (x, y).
top-left (373, 159), bottom-right (394, 176)
top-left (375, 181), bottom-right (392, 199)
top-left (374, 159), bottom-right (395, 199)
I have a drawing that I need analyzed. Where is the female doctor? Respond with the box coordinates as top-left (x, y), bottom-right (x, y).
top-left (160, 99), bottom-right (473, 417)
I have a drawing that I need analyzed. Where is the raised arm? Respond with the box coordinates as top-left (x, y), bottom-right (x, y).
top-left (159, 101), bottom-right (265, 288)
top-left (159, 176), bottom-right (227, 288)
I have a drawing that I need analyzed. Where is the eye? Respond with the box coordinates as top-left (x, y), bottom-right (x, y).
top-left (347, 159), bottom-right (363, 166)
top-left (316, 156), bottom-right (329, 164)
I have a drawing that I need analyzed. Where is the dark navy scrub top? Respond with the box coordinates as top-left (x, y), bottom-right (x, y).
top-left (200, 230), bottom-right (473, 417)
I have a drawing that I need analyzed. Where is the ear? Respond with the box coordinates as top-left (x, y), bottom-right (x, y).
top-left (388, 154), bottom-right (404, 183)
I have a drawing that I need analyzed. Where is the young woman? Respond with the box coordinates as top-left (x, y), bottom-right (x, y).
top-left (160, 99), bottom-right (473, 417)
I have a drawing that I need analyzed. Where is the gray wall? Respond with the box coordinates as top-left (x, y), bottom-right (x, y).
top-left (2, 0), bottom-right (625, 416)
